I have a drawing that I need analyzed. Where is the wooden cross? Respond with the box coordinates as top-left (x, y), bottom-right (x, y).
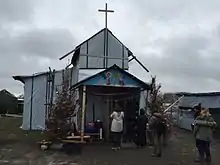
top-left (98, 3), bottom-right (114, 29)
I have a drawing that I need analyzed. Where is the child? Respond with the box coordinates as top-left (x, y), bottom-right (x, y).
top-left (193, 108), bottom-right (217, 163)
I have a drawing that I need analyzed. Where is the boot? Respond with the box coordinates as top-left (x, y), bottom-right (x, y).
top-left (194, 156), bottom-right (204, 163)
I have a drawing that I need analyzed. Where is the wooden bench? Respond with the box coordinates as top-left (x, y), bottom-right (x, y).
top-left (60, 135), bottom-right (90, 154)
top-left (61, 135), bottom-right (90, 143)
top-left (38, 136), bottom-right (91, 153)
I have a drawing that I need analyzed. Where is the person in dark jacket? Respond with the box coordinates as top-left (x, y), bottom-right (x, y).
top-left (149, 112), bottom-right (166, 157)
top-left (193, 108), bottom-right (217, 163)
top-left (135, 109), bottom-right (148, 147)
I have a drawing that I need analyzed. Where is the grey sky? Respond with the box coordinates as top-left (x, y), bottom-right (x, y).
top-left (1, 0), bottom-right (220, 95)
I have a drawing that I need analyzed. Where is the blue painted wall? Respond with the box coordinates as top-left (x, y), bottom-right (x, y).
top-left (83, 68), bottom-right (143, 88)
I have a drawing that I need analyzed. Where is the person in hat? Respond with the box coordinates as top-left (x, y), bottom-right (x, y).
top-left (193, 108), bottom-right (217, 163)
top-left (110, 105), bottom-right (124, 150)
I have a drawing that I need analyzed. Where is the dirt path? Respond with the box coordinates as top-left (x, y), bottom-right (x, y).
top-left (0, 129), bottom-right (219, 165)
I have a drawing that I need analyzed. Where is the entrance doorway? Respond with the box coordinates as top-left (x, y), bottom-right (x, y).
top-left (85, 85), bottom-right (140, 141)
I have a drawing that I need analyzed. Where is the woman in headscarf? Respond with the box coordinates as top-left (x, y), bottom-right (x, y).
top-left (135, 109), bottom-right (148, 147)
top-left (193, 108), bottom-right (217, 163)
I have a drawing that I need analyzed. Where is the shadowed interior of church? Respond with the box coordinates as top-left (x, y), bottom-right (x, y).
top-left (77, 85), bottom-right (140, 142)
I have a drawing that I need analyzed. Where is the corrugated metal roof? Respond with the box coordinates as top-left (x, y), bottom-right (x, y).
top-left (178, 95), bottom-right (220, 108)
top-left (176, 92), bottom-right (220, 97)
top-left (13, 67), bottom-right (76, 84)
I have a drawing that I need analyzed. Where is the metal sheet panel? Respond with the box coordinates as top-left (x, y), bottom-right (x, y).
top-left (77, 29), bottom-right (129, 69)
top-left (87, 30), bottom-right (105, 68)
top-left (20, 66), bottom-right (79, 130)
top-left (107, 31), bottom-right (123, 68)
top-left (123, 47), bottom-right (129, 69)
top-left (78, 43), bottom-right (87, 68)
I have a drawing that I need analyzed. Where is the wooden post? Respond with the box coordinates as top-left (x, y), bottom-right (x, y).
top-left (81, 85), bottom-right (86, 142)
top-left (123, 99), bottom-right (127, 138)
top-left (106, 96), bottom-right (110, 141)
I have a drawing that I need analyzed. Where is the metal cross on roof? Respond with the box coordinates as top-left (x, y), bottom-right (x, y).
top-left (98, 3), bottom-right (114, 29)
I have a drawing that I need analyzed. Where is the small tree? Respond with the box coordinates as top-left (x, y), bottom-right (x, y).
top-left (45, 69), bottom-right (79, 140)
top-left (148, 76), bottom-right (165, 114)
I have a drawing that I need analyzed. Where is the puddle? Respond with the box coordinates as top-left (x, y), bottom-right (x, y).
top-left (0, 160), bottom-right (9, 163)
top-left (12, 159), bottom-right (28, 164)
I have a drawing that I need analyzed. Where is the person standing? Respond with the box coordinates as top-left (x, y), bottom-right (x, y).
top-left (135, 109), bottom-right (148, 147)
top-left (146, 115), bottom-right (154, 146)
top-left (149, 112), bottom-right (166, 157)
top-left (193, 108), bottom-right (217, 163)
top-left (110, 108), bottom-right (124, 150)
top-left (162, 116), bottom-right (170, 146)
top-left (191, 103), bottom-right (203, 160)
top-left (194, 103), bottom-right (202, 119)
top-left (192, 103), bottom-right (202, 130)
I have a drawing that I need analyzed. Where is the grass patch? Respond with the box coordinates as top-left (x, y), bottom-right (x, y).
top-left (0, 117), bottom-right (47, 144)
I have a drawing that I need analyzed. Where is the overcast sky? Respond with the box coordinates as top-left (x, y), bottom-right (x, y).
top-left (1, 0), bottom-right (220, 95)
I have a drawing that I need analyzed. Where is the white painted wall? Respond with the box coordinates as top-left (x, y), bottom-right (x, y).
top-left (20, 67), bottom-right (79, 130)
top-left (139, 90), bottom-right (148, 113)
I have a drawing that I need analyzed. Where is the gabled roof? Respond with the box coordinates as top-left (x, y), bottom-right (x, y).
top-left (76, 28), bottom-right (132, 53)
top-left (0, 89), bottom-right (16, 98)
top-left (60, 28), bottom-right (133, 62)
top-left (70, 64), bottom-right (150, 90)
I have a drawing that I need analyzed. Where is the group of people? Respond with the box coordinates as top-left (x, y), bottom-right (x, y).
top-left (110, 108), bottom-right (168, 157)
top-left (110, 103), bottom-right (218, 163)
top-left (192, 104), bottom-right (217, 164)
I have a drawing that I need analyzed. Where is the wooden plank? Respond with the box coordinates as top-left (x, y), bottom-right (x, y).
top-left (65, 135), bottom-right (90, 139)
top-left (85, 133), bottom-right (100, 136)
top-left (61, 140), bottom-right (86, 144)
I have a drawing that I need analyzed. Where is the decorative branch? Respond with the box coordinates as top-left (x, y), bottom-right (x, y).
top-left (45, 69), bottom-right (79, 140)
top-left (148, 76), bottom-right (165, 114)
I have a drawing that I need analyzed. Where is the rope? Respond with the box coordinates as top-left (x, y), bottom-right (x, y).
top-left (84, 91), bottom-right (140, 101)
top-left (83, 90), bottom-right (139, 96)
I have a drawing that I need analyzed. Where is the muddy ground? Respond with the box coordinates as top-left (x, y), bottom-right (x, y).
top-left (0, 117), bottom-right (219, 165)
